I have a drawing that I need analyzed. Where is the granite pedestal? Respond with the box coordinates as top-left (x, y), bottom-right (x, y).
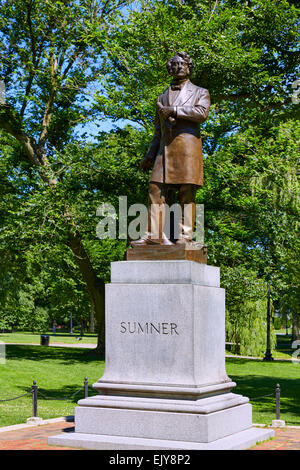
top-left (49, 260), bottom-right (274, 449)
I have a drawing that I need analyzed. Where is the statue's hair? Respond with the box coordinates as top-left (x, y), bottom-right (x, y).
top-left (166, 51), bottom-right (194, 75)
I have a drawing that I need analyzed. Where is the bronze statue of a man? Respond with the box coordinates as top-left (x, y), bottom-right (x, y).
top-left (132, 51), bottom-right (210, 246)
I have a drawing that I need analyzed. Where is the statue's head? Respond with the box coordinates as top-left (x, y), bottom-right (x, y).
top-left (166, 51), bottom-right (194, 79)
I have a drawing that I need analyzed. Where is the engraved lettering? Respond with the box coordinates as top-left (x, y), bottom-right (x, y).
top-left (171, 323), bottom-right (179, 335)
top-left (150, 323), bottom-right (160, 334)
top-left (119, 321), bottom-right (179, 335)
top-left (128, 321), bottom-right (136, 334)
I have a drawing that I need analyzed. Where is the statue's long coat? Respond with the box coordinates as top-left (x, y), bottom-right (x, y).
top-left (147, 80), bottom-right (210, 186)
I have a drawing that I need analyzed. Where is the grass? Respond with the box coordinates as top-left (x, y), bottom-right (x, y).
top-left (0, 343), bottom-right (299, 428)
top-left (0, 344), bottom-right (104, 427)
top-left (273, 334), bottom-right (296, 360)
top-left (3, 331), bottom-right (295, 359)
top-left (226, 358), bottom-right (300, 426)
top-left (0, 331), bottom-right (98, 345)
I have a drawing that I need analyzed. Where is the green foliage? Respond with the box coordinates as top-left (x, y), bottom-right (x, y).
top-left (226, 300), bottom-right (277, 357)
top-left (0, 284), bottom-right (50, 333)
top-left (96, 0), bottom-right (299, 130)
top-left (203, 118), bottom-right (299, 348)
top-left (0, 0), bottom-right (129, 145)
top-left (95, 0), bottom-right (299, 353)
top-left (273, 317), bottom-right (283, 331)
top-left (0, 125), bottom-right (148, 332)
top-left (0, 0), bottom-right (299, 351)
top-left (222, 266), bottom-right (275, 356)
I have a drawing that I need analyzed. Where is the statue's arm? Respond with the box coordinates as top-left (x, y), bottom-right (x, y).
top-left (140, 110), bottom-right (161, 171)
top-left (176, 88), bottom-right (210, 124)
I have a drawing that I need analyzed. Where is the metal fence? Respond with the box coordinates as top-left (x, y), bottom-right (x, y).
top-left (0, 381), bottom-right (284, 422)
top-left (0, 377), bottom-right (90, 419)
top-left (249, 383), bottom-right (282, 420)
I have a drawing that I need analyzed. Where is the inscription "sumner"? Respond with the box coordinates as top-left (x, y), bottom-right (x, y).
top-left (120, 322), bottom-right (179, 335)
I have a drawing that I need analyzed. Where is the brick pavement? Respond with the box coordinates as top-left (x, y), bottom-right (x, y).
top-left (0, 419), bottom-right (299, 450)
top-left (250, 427), bottom-right (300, 450)
top-left (0, 419), bottom-right (76, 450)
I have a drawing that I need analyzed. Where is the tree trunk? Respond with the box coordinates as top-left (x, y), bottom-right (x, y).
top-left (0, 78), bottom-right (109, 352)
top-left (90, 304), bottom-right (95, 333)
top-left (0, 103), bottom-right (107, 355)
top-left (292, 313), bottom-right (299, 341)
top-left (68, 231), bottom-right (105, 356)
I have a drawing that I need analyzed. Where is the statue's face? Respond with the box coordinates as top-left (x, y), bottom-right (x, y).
top-left (169, 56), bottom-right (190, 79)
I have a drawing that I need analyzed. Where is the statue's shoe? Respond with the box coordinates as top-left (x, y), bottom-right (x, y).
top-left (175, 238), bottom-right (192, 245)
top-left (176, 239), bottom-right (205, 249)
top-left (130, 238), bottom-right (174, 247)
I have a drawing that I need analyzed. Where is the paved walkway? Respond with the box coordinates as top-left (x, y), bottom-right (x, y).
top-left (0, 418), bottom-right (300, 450)
top-left (0, 419), bottom-right (75, 450)
top-left (252, 427), bottom-right (300, 450)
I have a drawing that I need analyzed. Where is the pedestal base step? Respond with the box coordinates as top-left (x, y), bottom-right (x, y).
top-left (126, 244), bottom-right (207, 264)
top-left (48, 427), bottom-right (274, 450)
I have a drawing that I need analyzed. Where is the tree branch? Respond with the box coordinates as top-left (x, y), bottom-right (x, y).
top-left (60, 47), bottom-right (85, 81)
top-left (0, 103), bottom-right (56, 185)
top-left (20, 71), bottom-right (35, 117)
top-left (38, 87), bottom-right (57, 149)
top-left (20, 0), bottom-right (36, 117)
top-left (208, 0), bottom-right (219, 23)
top-left (216, 93), bottom-right (252, 102)
top-left (260, 98), bottom-right (291, 112)
top-left (21, 2), bottom-right (48, 117)
top-left (38, 50), bottom-right (59, 150)
top-left (0, 104), bottom-right (40, 166)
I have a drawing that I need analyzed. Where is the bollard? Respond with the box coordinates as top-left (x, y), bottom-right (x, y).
top-left (276, 383), bottom-right (280, 420)
top-left (272, 383), bottom-right (285, 428)
top-left (84, 377), bottom-right (88, 398)
top-left (26, 380), bottom-right (43, 424)
top-left (32, 380), bottom-right (38, 417)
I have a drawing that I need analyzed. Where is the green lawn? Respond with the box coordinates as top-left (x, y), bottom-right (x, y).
top-left (0, 344), bottom-right (299, 428)
top-left (0, 344), bottom-right (104, 427)
top-left (0, 331), bottom-right (98, 345)
top-left (2, 331), bottom-right (295, 360)
top-left (273, 334), bottom-right (296, 360)
top-left (226, 358), bottom-right (300, 426)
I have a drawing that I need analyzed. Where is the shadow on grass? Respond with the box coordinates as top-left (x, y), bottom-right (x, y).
top-left (276, 334), bottom-right (293, 349)
top-left (5, 344), bottom-right (105, 364)
top-left (227, 366), bottom-right (300, 425)
top-left (5, 346), bottom-right (300, 424)
top-left (46, 333), bottom-right (97, 339)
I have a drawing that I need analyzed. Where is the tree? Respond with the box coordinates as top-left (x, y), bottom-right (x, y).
top-left (0, 0), bottom-right (130, 353)
top-left (0, 0), bottom-right (299, 354)
top-left (0, 123), bottom-right (148, 346)
top-left (91, 0), bottom-right (299, 351)
top-left (201, 118), bottom-right (299, 345)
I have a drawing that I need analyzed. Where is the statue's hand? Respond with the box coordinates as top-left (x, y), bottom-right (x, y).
top-left (158, 105), bottom-right (175, 120)
top-left (140, 156), bottom-right (153, 172)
